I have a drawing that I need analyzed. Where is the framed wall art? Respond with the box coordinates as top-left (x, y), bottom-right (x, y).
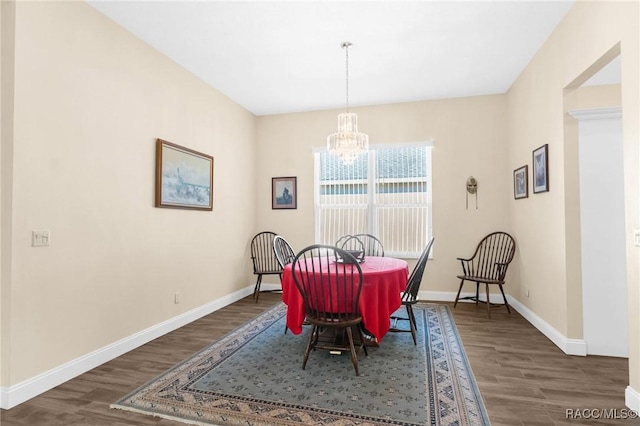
top-left (513, 165), bottom-right (528, 199)
top-left (272, 177), bottom-right (297, 209)
top-left (155, 138), bottom-right (214, 210)
top-left (532, 144), bottom-right (549, 193)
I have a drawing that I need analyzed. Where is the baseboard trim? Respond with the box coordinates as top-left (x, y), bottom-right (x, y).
top-left (420, 290), bottom-right (587, 356)
top-left (420, 290), bottom-right (508, 304)
top-left (507, 297), bottom-right (586, 356)
top-left (626, 386), bottom-right (640, 411)
top-left (0, 285), bottom-right (254, 409)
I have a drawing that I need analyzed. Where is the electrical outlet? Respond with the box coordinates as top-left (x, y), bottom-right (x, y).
top-left (174, 292), bottom-right (180, 304)
top-left (634, 229), bottom-right (640, 247)
top-left (32, 230), bottom-right (50, 247)
top-left (526, 288), bottom-right (530, 298)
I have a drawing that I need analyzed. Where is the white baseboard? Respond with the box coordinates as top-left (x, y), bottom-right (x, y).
top-left (420, 290), bottom-right (587, 356)
top-left (0, 285), bottom-right (628, 410)
top-left (626, 386), bottom-right (640, 411)
top-left (420, 290), bottom-right (509, 304)
top-left (0, 285), bottom-right (254, 410)
top-left (506, 296), bottom-right (586, 356)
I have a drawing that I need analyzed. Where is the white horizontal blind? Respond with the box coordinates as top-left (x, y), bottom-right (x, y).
top-left (314, 143), bottom-right (432, 258)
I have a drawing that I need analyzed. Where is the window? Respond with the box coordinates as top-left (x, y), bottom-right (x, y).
top-left (314, 142), bottom-right (433, 258)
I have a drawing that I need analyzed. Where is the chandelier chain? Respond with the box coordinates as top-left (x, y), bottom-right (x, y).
top-left (345, 43), bottom-right (350, 112)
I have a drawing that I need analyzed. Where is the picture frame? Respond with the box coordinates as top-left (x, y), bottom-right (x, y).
top-left (272, 177), bottom-right (297, 209)
top-left (155, 138), bottom-right (214, 210)
top-left (532, 144), bottom-right (549, 193)
top-left (513, 165), bottom-right (528, 199)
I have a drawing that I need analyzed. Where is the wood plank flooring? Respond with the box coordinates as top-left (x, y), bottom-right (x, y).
top-left (0, 293), bottom-right (635, 425)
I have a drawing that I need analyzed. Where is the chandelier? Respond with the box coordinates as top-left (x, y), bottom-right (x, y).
top-left (327, 42), bottom-right (369, 165)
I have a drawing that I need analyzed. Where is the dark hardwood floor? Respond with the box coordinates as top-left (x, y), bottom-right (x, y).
top-left (0, 293), bottom-right (635, 425)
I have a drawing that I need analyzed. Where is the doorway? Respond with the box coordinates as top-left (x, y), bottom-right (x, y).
top-left (570, 106), bottom-right (627, 357)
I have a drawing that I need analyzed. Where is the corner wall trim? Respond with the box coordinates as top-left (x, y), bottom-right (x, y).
top-left (0, 286), bottom-right (254, 410)
top-left (626, 386), bottom-right (640, 411)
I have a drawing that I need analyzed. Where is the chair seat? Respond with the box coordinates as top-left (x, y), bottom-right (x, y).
top-left (456, 275), bottom-right (504, 285)
top-left (256, 270), bottom-right (282, 275)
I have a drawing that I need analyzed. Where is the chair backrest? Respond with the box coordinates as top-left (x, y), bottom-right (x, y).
top-left (467, 232), bottom-right (516, 281)
top-left (291, 245), bottom-right (363, 323)
top-left (403, 237), bottom-right (435, 301)
top-left (351, 233), bottom-right (385, 257)
top-left (250, 231), bottom-right (281, 274)
top-left (273, 235), bottom-right (296, 268)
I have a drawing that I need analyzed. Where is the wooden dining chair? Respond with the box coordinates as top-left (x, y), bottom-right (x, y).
top-left (273, 235), bottom-right (297, 334)
top-left (273, 235), bottom-right (296, 269)
top-left (250, 231), bottom-right (282, 303)
top-left (453, 232), bottom-right (516, 318)
top-left (291, 244), bottom-right (367, 376)
top-left (389, 237), bottom-right (434, 344)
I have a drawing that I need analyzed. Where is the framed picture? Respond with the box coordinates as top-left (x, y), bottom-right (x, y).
top-left (513, 165), bottom-right (528, 199)
top-left (155, 138), bottom-right (214, 210)
top-left (272, 177), bottom-right (297, 209)
top-left (532, 144), bottom-right (549, 193)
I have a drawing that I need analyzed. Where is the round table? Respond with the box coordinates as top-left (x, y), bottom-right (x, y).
top-left (281, 256), bottom-right (408, 341)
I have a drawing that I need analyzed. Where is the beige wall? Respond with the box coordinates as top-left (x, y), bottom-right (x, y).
top-left (256, 95), bottom-right (511, 292)
top-left (1, 0), bottom-right (638, 406)
top-left (506, 0), bottom-right (639, 390)
top-left (1, 1), bottom-right (256, 386)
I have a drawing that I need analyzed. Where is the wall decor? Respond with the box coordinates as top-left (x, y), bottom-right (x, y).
top-left (466, 176), bottom-right (478, 209)
top-left (272, 177), bottom-right (297, 210)
top-left (532, 144), bottom-right (549, 193)
top-left (513, 165), bottom-right (528, 199)
top-left (155, 138), bottom-right (214, 210)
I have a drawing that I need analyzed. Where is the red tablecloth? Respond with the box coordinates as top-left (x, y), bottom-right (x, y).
top-left (282, 256), bottom-right (409, 341)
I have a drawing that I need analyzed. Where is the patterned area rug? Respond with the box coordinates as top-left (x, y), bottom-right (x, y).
top-left (111, 303), bottom-right (489, 426)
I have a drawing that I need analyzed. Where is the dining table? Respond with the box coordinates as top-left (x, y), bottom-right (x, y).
top-left (281, 256), bottom-right (409, 342)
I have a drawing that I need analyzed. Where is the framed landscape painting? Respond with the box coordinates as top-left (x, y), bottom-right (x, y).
top-left (155, 139), bottom-right (214, 210)
top-left (272, 177), bottom-right (297, 209)
top-left (513, 165), bottom-right (528, 199)
top-left (533, 144), bottom-right (549, 193)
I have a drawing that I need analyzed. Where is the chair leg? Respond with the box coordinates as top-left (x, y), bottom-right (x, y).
top-left (253, 274), bottom-right (263, 302)
top-left (485, 284), bottom-right (491, 318)
top-left (345, 327), bottom-right (359, 376)
top-left (499, 284), bottom-right (511, 313)
top-left (302, 325), bottom-right (317, 370)
top-left (475, 282), bottom-right (480, 305)
top-left (357, 327), bottom-right (368, 357)
top-left (454, 279), bottom-right (465, 307)
top-left (407, 305), bottom-right (417, 345)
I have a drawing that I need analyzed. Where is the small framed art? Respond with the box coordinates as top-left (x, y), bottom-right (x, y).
top-left (155, 139), bottom-right (214, 210)
top-left (513, 165), bottom-right (528, 199)
top-left (272, 177), bottom-right (297, 209)
top-left (533, 144), bottom-right (549, 193)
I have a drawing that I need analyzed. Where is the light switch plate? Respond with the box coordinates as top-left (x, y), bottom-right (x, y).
top-left (32, 230), bottom-right (50, 247)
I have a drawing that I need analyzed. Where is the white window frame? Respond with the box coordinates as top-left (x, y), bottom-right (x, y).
top-left (313, 141), bottom-right (433, 259)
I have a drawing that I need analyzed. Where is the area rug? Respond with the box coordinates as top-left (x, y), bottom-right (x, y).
top-left (111, 303), bottom-right (490, 426)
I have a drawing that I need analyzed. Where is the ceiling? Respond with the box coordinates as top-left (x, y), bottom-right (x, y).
top-left (87, 1), bottom-right (585, 116)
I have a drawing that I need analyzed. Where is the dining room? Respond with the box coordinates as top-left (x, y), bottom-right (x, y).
top-left (0, 0), bottom-right (638, 424)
